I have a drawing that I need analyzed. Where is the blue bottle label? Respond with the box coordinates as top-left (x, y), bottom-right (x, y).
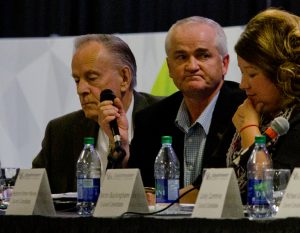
top-left (247, 179), bottom-right (270, 205)
top-left (77, 178), bottom-right (100, 202)
top-left (155, 179), bottom-right (179, 203)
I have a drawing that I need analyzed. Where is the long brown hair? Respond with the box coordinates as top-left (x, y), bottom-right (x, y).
top-left (235, 8), bottom-right (300, 107)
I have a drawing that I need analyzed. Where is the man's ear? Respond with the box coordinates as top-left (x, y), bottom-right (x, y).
top-left (222, 54), bottom-right (230, 77)
top-left (120, 66), bottom-right (132, 92)
top-left (166, 57), bottom-right (173, 80)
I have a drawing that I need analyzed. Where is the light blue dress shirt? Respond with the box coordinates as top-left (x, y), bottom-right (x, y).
top-left (175, 92), bottom-right (219, 186)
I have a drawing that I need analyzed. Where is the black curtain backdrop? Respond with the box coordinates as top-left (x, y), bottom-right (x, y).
top-left (0, 0), bottom-right (299, 38)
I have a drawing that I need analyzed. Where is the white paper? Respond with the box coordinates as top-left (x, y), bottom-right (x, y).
top-left (93, 169), bottom-right (149, 217)
top-left (192, 168), bottom-right (244, 218)
top-left (6, 168), bottom-right (55, 216)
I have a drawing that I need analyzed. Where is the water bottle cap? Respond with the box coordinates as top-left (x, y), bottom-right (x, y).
top-left (254, 135), bottom-right (266, 144)
top-left (161, 136), bottom-right (172, 144)
top-left (83, 137), bottom-right (95, 145)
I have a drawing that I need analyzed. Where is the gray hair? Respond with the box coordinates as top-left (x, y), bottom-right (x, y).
top-left (74, 34), bottom-right (137, 89)
top-left (165, 16), bottom-right (228, 58)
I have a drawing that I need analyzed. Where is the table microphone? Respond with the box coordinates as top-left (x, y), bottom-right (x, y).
top-left (100, 89), bottom-right (126, 168)
top-left (263, 116), bottom-right (290, 142)
top-left (239, 116), bottom-right (289, 165)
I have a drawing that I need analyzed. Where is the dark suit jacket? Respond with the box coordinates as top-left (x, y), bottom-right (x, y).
top-left (273, 107), bottom-right (300, 170)
top-left (128, 81), bottom-right (246, 188)
top-left (32, 91), bottom-right (162, 194)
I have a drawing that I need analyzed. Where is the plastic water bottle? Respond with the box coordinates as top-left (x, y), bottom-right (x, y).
top-left (77, 137), bottom-right (101, 216)
top-left (247, 135), bottom-right (272, 219)
top-left (154, 136), bottom-right (180, 213)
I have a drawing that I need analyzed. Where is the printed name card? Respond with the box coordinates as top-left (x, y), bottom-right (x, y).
top-left (93, 168), bottom-right (149, 217)
top-left (192, 168), bottom-right (244, 218)
top-left (6, 168), bottom-right (55, 216)
top-left (275, 167), bottom-right (300, 218)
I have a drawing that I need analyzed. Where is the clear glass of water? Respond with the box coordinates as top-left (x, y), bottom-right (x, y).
top-left (0, 168), bottom-right (20, 204)
top-left (264, 168), bottom-right (290, 216)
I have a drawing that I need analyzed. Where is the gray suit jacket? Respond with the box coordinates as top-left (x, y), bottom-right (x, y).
top-left (32, 91), bottom-right (162, 194)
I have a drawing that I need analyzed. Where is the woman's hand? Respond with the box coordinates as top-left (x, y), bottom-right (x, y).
top-left (232, 99), bottom-right (261, 131)
top-left (232, 99), bottom-right (262, 148)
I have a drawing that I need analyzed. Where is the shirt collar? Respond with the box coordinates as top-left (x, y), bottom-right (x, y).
top-left (126, 95), bottom-right (134, 141)
top-left (175, 91), bottom-right (220, 134)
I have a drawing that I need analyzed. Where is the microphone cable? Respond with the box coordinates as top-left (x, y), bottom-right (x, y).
top-left (55, 186), bottom-right (200, 215)
top-left (120, 185), bottom-right (200, 217)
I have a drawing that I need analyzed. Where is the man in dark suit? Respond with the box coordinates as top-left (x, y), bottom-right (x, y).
top-left (101, 17), bottom-right (245, 203)
top-left (129, 81), bottom-right (244, 195)
top-left (32, 34), bottom-right (161, 194)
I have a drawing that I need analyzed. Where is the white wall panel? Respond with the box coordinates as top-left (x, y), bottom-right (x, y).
top-left (0, 26), bottom-right (244, 168)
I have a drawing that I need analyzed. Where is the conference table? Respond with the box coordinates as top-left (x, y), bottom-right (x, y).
top-left (1, 210), bottom-right (300, 233)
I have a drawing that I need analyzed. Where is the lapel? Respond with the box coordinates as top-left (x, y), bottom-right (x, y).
top-left (203, 82), bottom-right (235, 162)
top-left (132, 91), bottom-right (163, 128)
top-left (132, 91), bottom-right (151, 127)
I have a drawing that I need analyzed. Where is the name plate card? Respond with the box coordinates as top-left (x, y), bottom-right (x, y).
top-left (6, 168), bottom-right (55, 216)
top-left (192, 168), bottom-right (244, 218)
top-left (93, 169), bottom-right (149, 217)
top-left (276, 168), bottom-right (300, 218)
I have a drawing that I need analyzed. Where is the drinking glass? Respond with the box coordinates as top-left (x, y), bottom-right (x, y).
top-left (0, 168), bottom-right (20, 203)
top-left (264, 169), bottom-right (290, 216)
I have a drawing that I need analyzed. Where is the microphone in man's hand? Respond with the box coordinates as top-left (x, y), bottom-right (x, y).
top-left (100, 89), bottom-right (122, 146)
top-left (100, 89), bottom-right (126, 168)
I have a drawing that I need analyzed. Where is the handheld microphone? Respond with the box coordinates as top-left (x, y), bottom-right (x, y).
top-left (100, 89), bottom-right (122, 147)
top-left (100, 89), bottom-right (126, 168)
top-left (239, 116), bottom-right (290, 165)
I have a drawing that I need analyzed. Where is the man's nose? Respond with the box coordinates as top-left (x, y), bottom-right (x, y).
top-left (185, 57), bottom-right (199, 71)
top-left (77, 79), bottom-right (90, 94)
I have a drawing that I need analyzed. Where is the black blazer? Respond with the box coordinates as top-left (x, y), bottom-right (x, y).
top-left (128, 81), bottom-right (246, 188)
top-left (32, 91), bottom-right (162, 194)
